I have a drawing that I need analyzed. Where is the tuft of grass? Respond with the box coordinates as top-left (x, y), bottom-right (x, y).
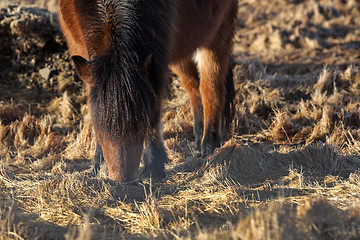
top-left (267, 109), bottom-right (299, 143)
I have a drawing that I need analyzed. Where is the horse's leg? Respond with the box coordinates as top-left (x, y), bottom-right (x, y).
top-left (91, 140), bottom-right (103, 176)
top-left (197, 4), bottom-right (237, 156)
top-left (141, 102), bottom-right (168, 180)
top-left (223, 61), bottom-right (235, 136)
top-left (170, 58), bottom-right (203, 151)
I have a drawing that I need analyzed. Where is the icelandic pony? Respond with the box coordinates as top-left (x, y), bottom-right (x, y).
top-left (59, 0), bottom-right (238, 182)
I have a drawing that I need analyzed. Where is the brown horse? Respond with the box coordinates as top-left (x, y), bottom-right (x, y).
top-left (59, 0), bottom-right (238, 182)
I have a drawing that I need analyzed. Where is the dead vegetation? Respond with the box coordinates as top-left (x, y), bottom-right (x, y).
top-left (0, 0), bottom-right (360, 239)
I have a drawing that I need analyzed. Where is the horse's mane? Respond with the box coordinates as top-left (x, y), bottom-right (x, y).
top-left (74, 0), bottom-right (176, 141)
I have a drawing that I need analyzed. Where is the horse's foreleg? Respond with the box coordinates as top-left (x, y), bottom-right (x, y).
top-left (91, 140), bottom-right (104, 176)
top-left (170, 59), bottom-right (203, 151)
top-left (197, 6), bottom-right (236, 156)
top-left (141, 102), bottom-right (168, 180)
top-left (197, 48), bottom-right (227, 156)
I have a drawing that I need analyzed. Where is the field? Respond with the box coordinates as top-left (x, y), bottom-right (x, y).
top-left (0, 0), bottom-right (360, 239)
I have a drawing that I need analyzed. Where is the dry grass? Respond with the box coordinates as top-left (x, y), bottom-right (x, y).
top-left (0, 0), bottom-right (360, 239)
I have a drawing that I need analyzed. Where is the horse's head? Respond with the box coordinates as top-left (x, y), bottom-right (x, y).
top-left (71, 53), bottom-right (156, 182)
top-left (65, 0), bottom-right (173, 182)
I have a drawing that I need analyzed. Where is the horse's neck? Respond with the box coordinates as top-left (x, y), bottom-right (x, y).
top-left (84, 0), bottom-right (178, 62)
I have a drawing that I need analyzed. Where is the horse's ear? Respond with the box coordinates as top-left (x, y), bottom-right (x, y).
top-left (144, 54), bottom-right (153, 80)
top-left (71, 55), bottom-right (91, 83)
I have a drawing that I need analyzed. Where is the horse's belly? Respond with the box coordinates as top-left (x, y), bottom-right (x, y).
top-left (170, 0), bottom-right (233, 63)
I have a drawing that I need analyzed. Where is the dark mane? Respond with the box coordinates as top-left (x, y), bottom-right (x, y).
top-left (76, 0), bottom-right (176, 141)
top-left (90, 52), bottom-right (154, 141)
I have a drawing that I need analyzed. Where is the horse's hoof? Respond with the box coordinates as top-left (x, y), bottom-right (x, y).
top-left (91, 164), bottom-right (100, 177)
top-left (201, 140), bottom-right (220, 157)
top-left (201, 130), bottom-right (221, 157)
top-left (140, 167), bottom-right (166, 181)
top-left (201, 145), bottom-right (214, 157)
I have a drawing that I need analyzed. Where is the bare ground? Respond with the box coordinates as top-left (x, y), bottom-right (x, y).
top-left (0, 0), bottom-right (360, 239)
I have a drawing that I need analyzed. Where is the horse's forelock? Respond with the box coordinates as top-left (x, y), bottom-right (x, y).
top-left (89, 53), bottom-right (155, 143)
top-left (81, 0), bottom-right (176, 142)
